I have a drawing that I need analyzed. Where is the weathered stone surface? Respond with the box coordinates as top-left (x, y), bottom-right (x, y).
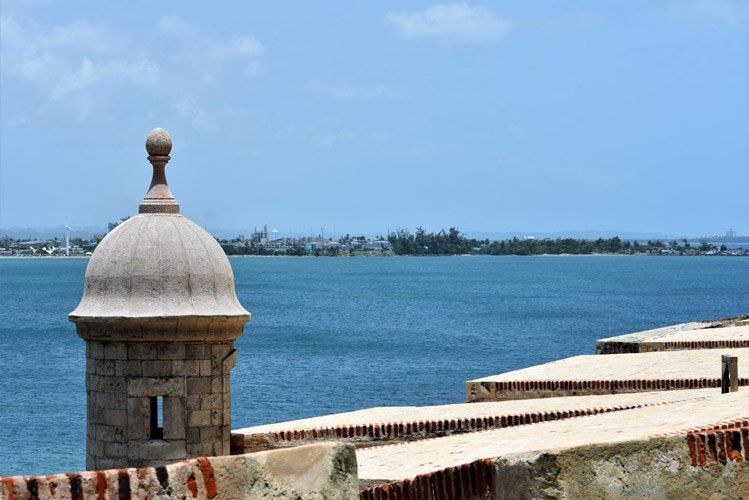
top-left (467, 348), bottom-right (749, 402)
top-left (69, 130), bottom-right (251, 468)
top-left (1, 443), bottom-right (358, 500)
top-left (597, 316), bottom-right (749, 354)
top-left (359, 390), bottom-right (749, 499)
top-left (234, 388), bottom-right (720, 453)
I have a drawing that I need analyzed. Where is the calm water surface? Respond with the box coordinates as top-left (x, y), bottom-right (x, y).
top-left (1, 256), bottom-right (748, 475)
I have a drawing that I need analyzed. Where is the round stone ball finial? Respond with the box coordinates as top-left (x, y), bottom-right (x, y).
top-left (146, 127), bottom-right (172, 156)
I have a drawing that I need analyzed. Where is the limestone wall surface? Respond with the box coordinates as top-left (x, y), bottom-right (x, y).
top-left (356, 389), bottom-right (748, 484)
top-left (466, 348), bottom-right (749, 402)
top-left (360, 428), bottom-right (749, 499)
top-left (596, 316), bottom-right (749, 354)
top-left (233, 389), bottom-right (715, 453)
top-left (0, 443), bottom-right (358, 500)
top-left (86, 340), bottom-right (236, 470)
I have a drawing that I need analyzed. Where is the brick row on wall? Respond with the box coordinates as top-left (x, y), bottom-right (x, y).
top-left (0, 456), bottom-right (217, 500)
top-left (468, 377), bottom-right (749, 402)
top-left (242, 400), bottom-right (676, 452)
top-left (658, 340), bottom-right (748, 350)
top-left (359, 458), bottom-right (495, 500)
top-left (598, 339), bottom-right (749, 354)
top-left (687, 426), bottom-right (749, 467)
top-left (359, 424), bottom-right (749, 500)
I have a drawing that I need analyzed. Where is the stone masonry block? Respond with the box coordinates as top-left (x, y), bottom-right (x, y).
top-left (128, 344), bottom-right (158, 360)
top-left (210, 409), bottom-right (222, 426)
top-left (200, 393), bottom-right (222, 409)
top-left (93, 424), bottom-right (126, 443)
top-left (115, 360), bottom-right (142, 377)
top-left (187, 410), bottom-right (211, 427)
top-left (172, 359), bottom-right (200, 376)
top-left (127, 397), bottom-right (150, 441)
top-left (199, 359), bottom-right (213, 376)
top-left (186, 343), bottom-right (211, 359)
top-left (127, 377), bottom-right (186, 397)
top-left (164, 396), bottom-right (186, 440)
top-left (128, 440), bottom-right (186, 461)
top-left (187, 427), bottom-right (201, 444)
top-left (142, 360), bottom-right (172, 377)
top-left (200, 426), bottom-right (222, 442)
top-left (187, 394), bottom-right (202, 411)
top-left (211, 375), bottom-right (230, 393)
top-left (104, 442), bottom-right (127, 458)
top-left (89, 405), bottom-right (105, 425)
top-left (187, 376), bottom-right (212, 394)
top-left (91, 375), bottom-right (126, 393)
top-left (104, 343), bottom-right (127, 360)
top-left (95, 458), bottom-right (116, 470)
top-left (211, 343), bottom-right (232, 360)
top-left (158, 344), bottom-right (186, 360)
top-left (102, 409), bottom-right (127, 427)
top-left (95, 392), bottom-right (127, 410)
top-left (94, 359), bottom-right (116, 376)
top-left (88, 342), bottom-right (104, 359)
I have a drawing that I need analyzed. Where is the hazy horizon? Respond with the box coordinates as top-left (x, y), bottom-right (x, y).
top-left (2, 1), bottom-right (747, 234)
top-left (1, 223), bottom-right (744, 242)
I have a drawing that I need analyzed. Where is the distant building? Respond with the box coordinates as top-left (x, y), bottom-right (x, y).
top-left (726, 229), bottom-right (737, 238)
top-left (251, 224), bottom-right (269, 243)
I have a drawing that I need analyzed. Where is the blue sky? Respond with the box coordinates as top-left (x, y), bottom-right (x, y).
top-left (1, 1), bottom-right (747, 236)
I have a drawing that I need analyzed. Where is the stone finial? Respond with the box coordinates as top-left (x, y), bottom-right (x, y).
top-left (146, 127), bottom-right (173, 156)
top-left (140, 127), bottom-right (179, 214)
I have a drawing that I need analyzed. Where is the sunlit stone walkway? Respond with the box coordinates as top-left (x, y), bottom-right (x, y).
top-left (597, 317), bottom-right (749, 354)
top-left (233, 388), bottom-right (718, 452)
top-left (356, 388), bottom-right (749, 483)
top-left (467, 347), bottom-right (749, 401)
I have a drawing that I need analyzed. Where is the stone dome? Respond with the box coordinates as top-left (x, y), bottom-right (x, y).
top-left (69, 128), bottom-right (250, 341)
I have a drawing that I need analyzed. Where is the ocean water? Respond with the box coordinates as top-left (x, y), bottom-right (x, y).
top-left (1, 256), bottom-right (748, 476)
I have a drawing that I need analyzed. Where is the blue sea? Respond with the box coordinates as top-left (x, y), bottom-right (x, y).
top-left (1, 256), bottom-right (748, 476)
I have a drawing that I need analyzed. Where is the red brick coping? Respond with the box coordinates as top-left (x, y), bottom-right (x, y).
top-left (599, 339), bottom-right (749, 354)
top-left (0, 456), bottom-right (217, 500)
top-left (472, 377), bottom-right (749, 400)
top-left (359, 458), bottom-right (496, 500)
top-left (360, 421), bottom-right (749, 500)
top-left (244, 401), bottom-right (672, 451)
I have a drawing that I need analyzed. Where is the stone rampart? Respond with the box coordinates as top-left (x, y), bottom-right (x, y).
top-left (596, 316), bottom-right (749, 354)
top-left (233, 389), bottom-right (713, 453)
top-left (0, 443), bottom-right (358, 500)
top-left (359, 426), bottom-right (749, 499)
top-left (466, 348), bottom-right (749, 402)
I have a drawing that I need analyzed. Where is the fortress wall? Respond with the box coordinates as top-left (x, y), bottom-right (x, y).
top-left (232, 390), bottom-right (712, 454)
top-left (359, 426), bottom-right (749, 500)
top-left (597, 339), bottom-right (749, 354)
top-left (596, 317), bottom-right (749, 354)
top-left (234, 405), bottom-right (621, 453)
top-left (0, 443), bottom-right (358, 500)
top-left (234, 403), bottom-right (665, 453)
top-left (466, 376), bottom-right (749, 402)
top-left (466, 348), bottom-right (749, 402)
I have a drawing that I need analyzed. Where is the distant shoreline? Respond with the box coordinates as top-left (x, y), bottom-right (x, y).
top-left (2, 253), bottom-right (747, 260)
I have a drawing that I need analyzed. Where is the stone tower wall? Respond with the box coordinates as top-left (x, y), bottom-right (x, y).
top-left (85, 340), bottom-right (235, 470)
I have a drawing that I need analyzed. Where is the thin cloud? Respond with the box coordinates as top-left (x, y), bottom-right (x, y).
top-left (665, 0), bottom-right (749, 28)
top-left (387, 3), bottom-right (511, 46)
top-left (308, 80), bottom-right (405, 101)
top-left (0, 13), bottom-right (264, 128)
top-left (158, 15), bottom-right (267, 78)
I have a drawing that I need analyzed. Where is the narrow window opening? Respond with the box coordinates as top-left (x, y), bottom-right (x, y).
top-left (150, 396), bottom-right (164, 440)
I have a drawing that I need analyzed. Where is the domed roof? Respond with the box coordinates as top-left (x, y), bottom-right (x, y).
top-left (69, 128), bottom-right (250, 341)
